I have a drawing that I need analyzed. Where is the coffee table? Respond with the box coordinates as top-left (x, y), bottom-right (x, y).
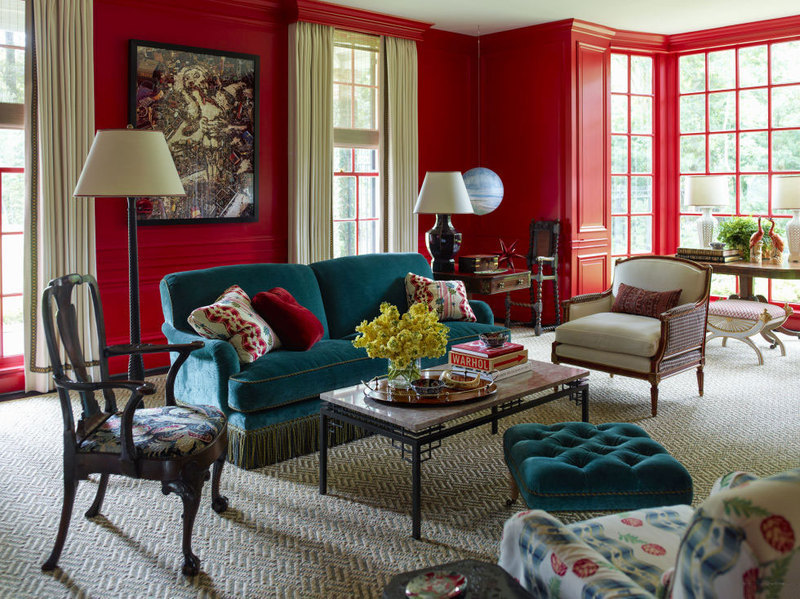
top-left (318, 360), bottom-right (590, 539)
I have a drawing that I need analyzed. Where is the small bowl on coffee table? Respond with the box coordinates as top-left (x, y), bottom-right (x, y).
top-left (411, 378), bottom-right (444, 397)
top-left (479, 331), bottom-right (508, 348)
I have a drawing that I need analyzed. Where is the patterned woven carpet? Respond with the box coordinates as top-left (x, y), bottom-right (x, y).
top-left (1, 329), bottom-right (798, 598)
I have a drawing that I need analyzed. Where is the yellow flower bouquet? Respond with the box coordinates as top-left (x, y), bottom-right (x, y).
top-left (352, 302), bottom-right (449, 388)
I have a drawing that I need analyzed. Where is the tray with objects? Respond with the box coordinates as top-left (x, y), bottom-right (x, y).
top-left (362, 369), bottom-right (496, 406)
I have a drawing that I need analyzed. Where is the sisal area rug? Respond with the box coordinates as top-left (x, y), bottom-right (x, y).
top-left (1, 329), bottom-right (798, 598)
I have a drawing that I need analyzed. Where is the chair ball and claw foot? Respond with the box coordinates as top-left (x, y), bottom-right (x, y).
top-left (40, 274), bottom-right (230, 577)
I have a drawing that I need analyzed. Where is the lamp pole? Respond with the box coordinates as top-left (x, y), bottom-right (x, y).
top-left (127, 196), bottom-right (144, 381)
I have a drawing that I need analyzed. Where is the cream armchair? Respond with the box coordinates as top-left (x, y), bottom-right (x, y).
top-left (552, 256), bottom-right (711, 416)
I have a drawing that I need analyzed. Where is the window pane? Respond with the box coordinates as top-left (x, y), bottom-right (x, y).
top-left (358, 220), bottom-right (380, 255)
top-left (738, 88), bottom-right (768, 129)
top-left (738, 45), bottom-right (768, 87)
top-left (631, 176), bottom-right (652, 213)
top-left (630, 216), bottom-right (652, 253)
top-left (1, 234), bottom-right (22, 294)
top-left (772, 85), bottom-right (800, 128)
top-left (630, 136), bottom-right (652, 173)
top-left (680, 214), bottom-right (698, 247)
top-left (354, 148), bottom-right (377, 172)
top-left (359, 176), bottom-right (378, 218)
top-left (1, 172), bottom-right (23, 232)
top-left (680, 53), bottom-right (706, 93)
top-left (611, 216), bottom-right (628, 255)
top-left (680, 135), bottom-right (706, 173)
top-left (708, 50), bottom-right (735, 90)
top-left (611, 135), bottom-right (628, 173)
top-left (739, 131), bottom-right (768, 172)
top-left (333, 176), bottom-right (356, 219)
top-left (740, 174), bottom-right (768, 214)
top-left (611, 95), bottom-right (628, 133)
top-left (771, 40), bottom-right (800, 84)
top-left (333, 83), bottom-right (352, 128)
top-left (709, 133), bottom-right (736, 172)
top-left (680, 94), bottom-right (706, 133)
top-left (2, 295), bottom-right (22, 357)
top-left (710, 274), bottom-right (736, 299)
top-left (354, 85), bottom-right (376, 129)
top-left (630, 56), bottom-right (652, 94)
top-left (333, 148), bottom-right (351, 172)
top-left (772, 279), bottom-right (800, 303)
top-left (611, 176), bottom-right (627, 214)
top-left (630, 96), bottom-right (652, 134)
top-left (333, 221), bottom-right (356, 258)
top-left (0, 48), bottom-right (24, 104)
top-left (709, 92), bottom-right (736, 131)
top-left (610, 54), bottom-right (628, 93)
top-left (353, 48), bottom-right (377, 86)
top-left (773, 129), bottom-right (800, 171)
top-left (333, 46), bottom-right (352, 83)
top-left (0, 129), bottom-right (23, 168)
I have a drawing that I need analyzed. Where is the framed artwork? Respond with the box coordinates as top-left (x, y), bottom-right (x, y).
top-left (129, 40), bottom-right (259, 224)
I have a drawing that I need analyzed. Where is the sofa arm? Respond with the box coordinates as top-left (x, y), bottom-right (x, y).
top-left (469, 299), bottom-right (495, 325)
top-left (500, 510), bottom-right (654, 597)
top-left (563, 290), bottom-right (613, 322)
top-left (660, 302), bottom-right (708, 358)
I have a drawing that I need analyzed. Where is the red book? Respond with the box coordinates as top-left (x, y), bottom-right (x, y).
top-left (449, 349), bottom-right (528, 371)
top-left (450, 340), bottom-right (524, 358)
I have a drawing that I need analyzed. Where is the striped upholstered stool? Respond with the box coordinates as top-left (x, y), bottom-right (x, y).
top-left (706, 299), bottom-right (792, 365)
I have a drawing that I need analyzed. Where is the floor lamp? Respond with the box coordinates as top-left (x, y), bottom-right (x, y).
top-left (73, 128), bottom-right (186, 381)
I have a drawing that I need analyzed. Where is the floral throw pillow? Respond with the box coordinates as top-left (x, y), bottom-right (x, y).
top-left (188, 285), bottom-right (279, 363)
top-left (404, 273), bottom-right (476, 322)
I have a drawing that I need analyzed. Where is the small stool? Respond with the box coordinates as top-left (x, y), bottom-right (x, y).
top-left (707, 299), bottom-right (792, 365)
top-left (504, 422), bottom-right (692, 511)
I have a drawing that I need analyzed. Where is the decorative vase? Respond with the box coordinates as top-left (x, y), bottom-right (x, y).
top-left (750, 241), bottom-right (763, 265)
top-left (387, 358), bottom-right (422, 390)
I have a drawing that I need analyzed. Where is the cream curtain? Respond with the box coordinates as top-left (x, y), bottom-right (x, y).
top-left (288, 22), bottom-right (333, 264)
top-left (383, 36), bottom-right (418, 253)
top-left (24, 0), bottom-right (97, 391)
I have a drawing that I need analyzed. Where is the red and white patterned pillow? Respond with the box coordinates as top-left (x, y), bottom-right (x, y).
top-left (188, 285), bottom-right (280, 363)
top-left (404, 273), bottom-right (476, 322)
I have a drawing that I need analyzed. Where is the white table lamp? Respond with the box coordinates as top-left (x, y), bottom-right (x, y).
top-left (685, 176), bottom-right (728, 247)
top-left (773, 175), bottom-right (800, 263)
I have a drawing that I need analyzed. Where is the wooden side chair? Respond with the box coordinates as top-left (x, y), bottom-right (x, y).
top-left (504, 219), bottom-right (561, 335)
top-left (40, 274), bottom-right (229, 576)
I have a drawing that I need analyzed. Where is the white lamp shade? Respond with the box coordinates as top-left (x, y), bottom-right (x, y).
top-left (772, 175), bottom-right (800, 210)
top-left (685, 175), bottom-right (728, 207)
top-left (73, 129), bottom-right (186, 197)
top-left (413, 171), bottom-right (474, 215)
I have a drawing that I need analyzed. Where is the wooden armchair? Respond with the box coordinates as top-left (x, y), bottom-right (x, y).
top-left (552, 256), bottom-right (711, 416)
top-left (40, 274), bottom-right (229, 576)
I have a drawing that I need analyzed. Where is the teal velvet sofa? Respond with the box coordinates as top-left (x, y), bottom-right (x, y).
top-left (160, 252), bottom-right (507, 469)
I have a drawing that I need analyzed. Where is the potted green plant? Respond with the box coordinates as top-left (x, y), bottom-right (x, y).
top-left (717, 216), bottom-right (760, 260)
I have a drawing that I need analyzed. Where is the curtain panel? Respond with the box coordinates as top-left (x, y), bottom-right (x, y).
top-left (24, 0), bottom-right (97, 392)
top-left (288, 22), bottom-right (333, 264)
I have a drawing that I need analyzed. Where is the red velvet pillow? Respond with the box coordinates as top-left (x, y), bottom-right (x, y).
top-left (252, 288), bottom-right (324, 351)
top-left (611, 283), bottom-right (682, 318)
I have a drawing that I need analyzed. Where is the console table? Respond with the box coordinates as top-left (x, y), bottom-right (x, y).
top-left (433, 268), bottom-right (531, 296)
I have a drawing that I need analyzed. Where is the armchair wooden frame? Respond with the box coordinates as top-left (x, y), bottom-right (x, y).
top-left (40, 274), bottom-right (229, 576)
top-left (552, 256), bottom-right (712, 416)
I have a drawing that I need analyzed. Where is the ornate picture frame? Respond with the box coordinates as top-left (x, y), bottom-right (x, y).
top-left (129, 40), bottom-right (259, 224)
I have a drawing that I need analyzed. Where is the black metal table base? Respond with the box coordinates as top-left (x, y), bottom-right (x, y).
top-left (319, 378), bottom-right (589, 539)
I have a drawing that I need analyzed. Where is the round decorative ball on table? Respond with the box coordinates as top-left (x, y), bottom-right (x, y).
top-left (462, 167), bottom-right (504, 215)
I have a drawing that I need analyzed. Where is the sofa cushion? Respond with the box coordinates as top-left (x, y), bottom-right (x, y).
top-left (188, 285), bottom-right (279, 363)
top-left (252, 287), bottom-right (324, 351)
top-left (612, 283), bottom-right (682, 318)
top-left (404, 273), bottom-right (477, 322)
top-left (556, 312), bottom-right (662, 357)
top-left (310, 253), bottom-right (433, 339)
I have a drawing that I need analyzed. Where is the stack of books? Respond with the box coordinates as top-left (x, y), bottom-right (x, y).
top-left (676, 247), bottom-right (741, 263)
top-left (448, 340), bottom-right (528, 372)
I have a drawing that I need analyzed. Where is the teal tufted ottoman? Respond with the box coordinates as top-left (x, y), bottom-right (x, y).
top-left (504, 422), bottom-right (692, 511)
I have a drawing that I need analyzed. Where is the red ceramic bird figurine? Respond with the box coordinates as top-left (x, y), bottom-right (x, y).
top-left (497, 239), bottom-right (525, 270)
top-left (768, 218), bottom-right (785, 255)
top-left (749, 217), bottom-right (764, 252)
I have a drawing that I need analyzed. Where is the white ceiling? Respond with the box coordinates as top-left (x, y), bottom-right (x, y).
top-left (332, 0), bottom-right (800, 36)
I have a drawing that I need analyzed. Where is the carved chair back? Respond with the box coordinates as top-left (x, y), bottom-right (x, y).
top-left (527, 220), bottom-right (560, 275)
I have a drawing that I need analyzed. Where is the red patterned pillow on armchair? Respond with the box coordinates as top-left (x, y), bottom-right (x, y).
top-left (611, 283), bottom-right (682, 319)
top-left (404, 273), bottom-right (476, 322)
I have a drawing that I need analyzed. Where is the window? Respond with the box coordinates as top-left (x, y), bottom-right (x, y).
top-left (332, 30), bottom-right (381, 258)
top-left (610, 53), bottom-right (655, 258)
top-left (0, 0), bottom-right (24, 364)
top-left (678, 40), bottom-right (800, 301)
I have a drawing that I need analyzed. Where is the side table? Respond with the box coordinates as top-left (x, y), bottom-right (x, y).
top-left (382, 559), bottom-right (533, 599)
top-left (434, 269), bottom-right (531, 297)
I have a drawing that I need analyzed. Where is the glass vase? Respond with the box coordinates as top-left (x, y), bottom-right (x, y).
top-left (387, 358), bottom-right (422, 390)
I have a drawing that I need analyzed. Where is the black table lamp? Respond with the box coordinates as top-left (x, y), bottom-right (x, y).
top-left (73, 128), bottom-right (186, 381)
top-left (413, 171), bottom-right (474, 273)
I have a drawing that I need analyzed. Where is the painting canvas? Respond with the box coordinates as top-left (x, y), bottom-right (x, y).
top-left (129, 40), bottom-right (259, 224)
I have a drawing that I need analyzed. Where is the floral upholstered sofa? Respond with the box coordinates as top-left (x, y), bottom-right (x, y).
top-left (499, 468), bottom-right (800, 598)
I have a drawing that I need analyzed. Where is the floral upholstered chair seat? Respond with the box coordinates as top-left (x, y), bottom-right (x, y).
top-left (79, 405), bottom-right (226, 458)
top-left (499, 468), bottom-right (800, 598)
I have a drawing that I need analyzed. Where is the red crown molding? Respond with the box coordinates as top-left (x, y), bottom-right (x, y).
top-left (668, 14), bottom-right (800, 52)
top-left (611, 29), bottom-right (668, 53)
top-left (480, 19), bottom-right (608, 53)
top-left (288, 0), bottom-right (432, 41)
top-left (571, 19), bottom-right (615, 40)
